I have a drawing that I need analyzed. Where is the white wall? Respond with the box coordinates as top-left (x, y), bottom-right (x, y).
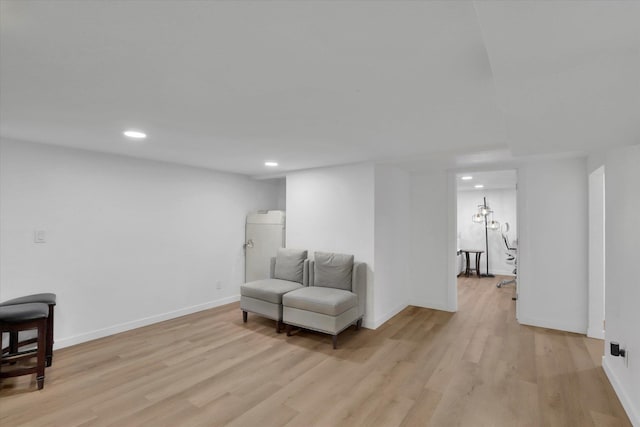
top-left (285, 163), bottom-right (376, 326)
top-left (602, 145), bottom-right (640, 426)
top-left (0, 139), bottom-right (280, 348)
top-left (374, 165), bottom-right (411, 328)
top-left (409, 170), bottom-right (457, 311)
top-left (274, 178), bottom-right (286, 211)
top-left (457, 188), bottom-right (517, 276)
top-left (516, 157), bottom-right (588, 334)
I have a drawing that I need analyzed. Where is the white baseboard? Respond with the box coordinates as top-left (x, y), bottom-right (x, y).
top-left (587, 327), bottom-right (605, 340)
top-left (492, 270), bottom-right (516, 277)
top-left (54, 295), bottom-right (240, 350)
top-left (456, 270), bottom-right (515, 277)
top-left (363, 302), bottom-right (409, 330)
top-left (517, 316), bottom-right (586, 335)
top-left (361, 320), bottom-right (376, 329)
top-left (410, 299), bottom-right (455, 313)
top-left (603, 356), bottom-right (640, 427)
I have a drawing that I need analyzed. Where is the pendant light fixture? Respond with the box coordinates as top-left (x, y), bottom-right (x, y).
top-left (488, 212), bottom-right (500, 230)
top-left (472, 197), bottom-right (500, 277)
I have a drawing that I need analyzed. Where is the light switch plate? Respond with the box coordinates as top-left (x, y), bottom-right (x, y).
top-left (34, 230), bottom-right (46, 243)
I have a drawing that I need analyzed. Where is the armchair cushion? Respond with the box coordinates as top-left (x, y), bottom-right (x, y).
top-left (274, 248), bottom-right (308, 283)
top-left (314, 252), bottom-right (354, 290)
top-left (241, 279), bottom-right (303, 304)
top-left (283, 287), bottom-right (356, 317)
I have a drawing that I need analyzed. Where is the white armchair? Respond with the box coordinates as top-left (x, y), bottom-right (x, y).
top-left (282, 252), bottom-right (366, 349)
top-left (240, 248), bottom-right (309, 333)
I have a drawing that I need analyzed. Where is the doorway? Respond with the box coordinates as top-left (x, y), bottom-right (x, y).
top-left (455, 170), bottom-right (518, 310)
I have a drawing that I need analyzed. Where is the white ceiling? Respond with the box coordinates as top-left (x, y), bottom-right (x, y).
top-left (1, 1), bottom-right (638, 176)
top-left (456, 170), bottom-right (517, 192)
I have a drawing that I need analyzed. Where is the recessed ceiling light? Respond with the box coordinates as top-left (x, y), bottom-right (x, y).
top-left (123, 130), bottom-right (147, 139)
top-left (264, 161), bottom-right (278, 167)
top-left (474, 184), bottom-right (484, 189)
top-left (461, 176), bottom-right (473, 180)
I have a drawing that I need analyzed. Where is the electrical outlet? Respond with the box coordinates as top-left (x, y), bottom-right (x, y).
top-left (611, 342), bottom-right (629, 367)
top-left (216, 281), bottom-right (222, 290)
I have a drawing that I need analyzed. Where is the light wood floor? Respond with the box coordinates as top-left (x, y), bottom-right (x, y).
top-left (0, 276), bottom-right (631, 426)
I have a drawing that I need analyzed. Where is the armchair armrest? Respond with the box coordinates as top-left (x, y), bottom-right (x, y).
top-left (302, 259), bottom-right (310, 286)
top-left (269, 257), bottom-right (276, 279)
top-left (308, 260), bottom-right (315, 287)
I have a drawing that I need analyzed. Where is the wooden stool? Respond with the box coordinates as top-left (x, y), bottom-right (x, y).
top-left (0, 303), bottom-right (49, 390)
top-left (459, 249), bottom-right (484, 277)
top-left (0, 293), bottom-right (56, 366)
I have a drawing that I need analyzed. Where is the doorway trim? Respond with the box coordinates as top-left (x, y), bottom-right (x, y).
top-left (447, 171), bottom-right (458, 311)
top-left (450, 168), bottom-right (519, 315)
top-left (587, 166), bottom-right (605, 339)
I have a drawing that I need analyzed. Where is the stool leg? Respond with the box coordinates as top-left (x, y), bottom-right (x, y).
top-left (46, 304), bottom-right (55, 367)
top-left (465, 252), bottom-right (471, 277)
top-left (9, 331), bottom-right (18, 353)
top-left (8, 331), bottom-right (18, 365)
top-left (36, 319), bottom-right (47, 390)
top-left (0, 327), bottom-right (3, 382)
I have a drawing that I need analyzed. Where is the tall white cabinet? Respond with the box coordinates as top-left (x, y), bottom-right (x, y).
top-left (244, 210), bottom-right (285, 282)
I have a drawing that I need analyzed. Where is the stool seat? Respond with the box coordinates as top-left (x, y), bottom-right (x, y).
top-left (0, 303), bottom-right (49, 322)
top-left (0, 293), bottom-right (57, 306)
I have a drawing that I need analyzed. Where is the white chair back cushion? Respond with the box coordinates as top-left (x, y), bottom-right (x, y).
top-left (313, 252), bottom-right (354, 291)
top-left (274, 248), bottom-right (308, 283)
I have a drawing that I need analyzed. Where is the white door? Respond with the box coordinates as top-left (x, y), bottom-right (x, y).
top-left (245, 211), bottom-right (285, 282)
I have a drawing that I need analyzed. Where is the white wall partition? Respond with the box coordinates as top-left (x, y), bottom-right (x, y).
top-left (0, 139), bottom-right (280, 348)
top-left (516, 157), bottom-right (588, 334)
top-left (286, 163), bottom-right (413, 328)
top-left (285, 163), bottom-right (376, 326)
top-left (374, 165), bottom-right (411, 328)
top-left (602, 145), bottom-right (640, 426)
top-left (409, 170), bottom-right (455, 311)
